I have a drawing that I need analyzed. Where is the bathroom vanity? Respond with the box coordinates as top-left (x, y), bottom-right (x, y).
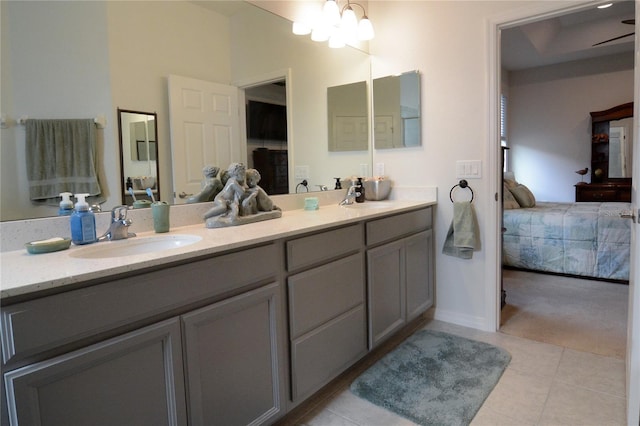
top-left (0, 201), bottom-right (434, 425)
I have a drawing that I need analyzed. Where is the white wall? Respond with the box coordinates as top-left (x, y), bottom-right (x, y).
top-left (508, 53), bottom-right (634, 201)
top-left (1, 1), bottom-right (112, 220)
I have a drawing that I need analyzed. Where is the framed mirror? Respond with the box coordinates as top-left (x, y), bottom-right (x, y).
top-left (327, 81), bottom-right (368, 152)
top-left (118, 109), bottom-right (160, 206)
top-left (590, 102), bottom-right (633, 182)
top-left (373, 70), bottom-right (421, 149)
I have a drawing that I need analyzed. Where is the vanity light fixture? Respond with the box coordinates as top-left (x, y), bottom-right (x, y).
top-left (292, 0), bottom-right (374, 48)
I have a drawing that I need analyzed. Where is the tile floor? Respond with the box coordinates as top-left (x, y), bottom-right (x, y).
top-left (284, 319), bottom-right (627, 426)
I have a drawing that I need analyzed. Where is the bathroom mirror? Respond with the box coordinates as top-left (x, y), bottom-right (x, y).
top-left (0, 0), bottom-right (371, 221)
top-left (118, 109), bottom-right (160, 206)
top-left (327, 81), bottom-right (369, 152)
top-left (373, 71), bottom-right (422, 149)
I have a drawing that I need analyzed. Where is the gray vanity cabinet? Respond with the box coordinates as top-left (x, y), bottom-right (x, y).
top-left (4, 318), bottom-right (187, 426)
top-left (366, 208), bottom-right (433, 349)
top-left (182, 282), bottom-right (284, 426)
top-left (286, 224), bottom-right (367, 403)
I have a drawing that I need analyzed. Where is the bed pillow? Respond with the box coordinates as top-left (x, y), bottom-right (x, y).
top-left (503, 182), bottom-right (520, 209)
top-left (509, 184), bottom-right (536, 208)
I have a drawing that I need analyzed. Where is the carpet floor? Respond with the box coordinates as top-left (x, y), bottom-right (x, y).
top-left (350, 330), bottom-right (511, 426)
top-left (500, 269), bottom-right (628, 359)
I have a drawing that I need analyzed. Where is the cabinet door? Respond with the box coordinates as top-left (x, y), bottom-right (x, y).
top-left (367, 239), bottom-right (406, 349)
top-left (405, 230), bottom-right (433, 321)
top-left (4, 318), bottom-right (187, 426)
top-left (182, 283), bottom-right (284, 426)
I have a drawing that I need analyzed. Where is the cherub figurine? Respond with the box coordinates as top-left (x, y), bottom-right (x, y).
top-left (241, 168), bottom-right (280, 216)
top-left (187, 165), bottom-right (223, 203)
top-left (203, 163), bottom-right (247, 220)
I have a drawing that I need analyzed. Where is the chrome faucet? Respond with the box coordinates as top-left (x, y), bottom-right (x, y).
top-left (99, 205), bottom-right (136, 241)
top-left (339, 185), bottom-right (361, 206)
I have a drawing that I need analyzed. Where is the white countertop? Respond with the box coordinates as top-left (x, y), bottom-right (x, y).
top-left (1, 200), bottom-right (434, 300)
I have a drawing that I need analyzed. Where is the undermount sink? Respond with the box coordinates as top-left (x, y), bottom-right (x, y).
top-left (341, 202), bottom-right (393, 210)
top-left (69, 234), bottom-right (203, 259)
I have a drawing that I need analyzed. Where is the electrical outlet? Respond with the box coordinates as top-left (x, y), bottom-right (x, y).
top-left (375, 162), bottom-right (385, 176)
top-left (294, 165), bottom-right (309, 179)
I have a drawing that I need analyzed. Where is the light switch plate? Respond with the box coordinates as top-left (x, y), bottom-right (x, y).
top-left (456, 160), bottom-right (482, 179)
top-left (295, 165), bottom-right (309, 179)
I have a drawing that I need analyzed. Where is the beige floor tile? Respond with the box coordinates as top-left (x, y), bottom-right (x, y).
top-left (324, 389), bottom-right (418, 426)
top-left (479, 368), bottom-right (553, 424)
top-left (471, 403), bottom-right (534, 426)
top-left (301, 407), bottom-right (360, 426)
top-left (538, 381), bottom-right (626, 426)
top-left (492, 334), bottom-right (563, 378)
top-left (555, 349), bottom-right (626, 397)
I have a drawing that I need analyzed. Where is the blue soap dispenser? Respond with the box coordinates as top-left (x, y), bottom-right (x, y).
top-left (71, 193), bottom-right (97, 245)
top-left (58, 192), bottom-right (74, 216)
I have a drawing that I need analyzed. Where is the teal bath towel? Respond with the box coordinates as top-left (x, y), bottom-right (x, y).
top-left (25, 119), bottom-right (102, 201)
top-left (443, 202), bottom-right (481, 259)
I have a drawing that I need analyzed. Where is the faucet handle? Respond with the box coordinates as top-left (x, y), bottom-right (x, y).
top-left (111, 205), bottom-right (129, 221)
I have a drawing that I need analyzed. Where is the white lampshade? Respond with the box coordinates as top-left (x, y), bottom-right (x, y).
top-left (341, 6), bottom-right (358, 43)
top-left (322, 0), bottom-right (341, 26)
top-left (329, 32), bottom-right (346, 48)
top-left (292, 21), bottom-right (311, 35)
top-left (357, 16), bottom-right (375, 41)
top-left (311, 25), bottom-right (330, 42)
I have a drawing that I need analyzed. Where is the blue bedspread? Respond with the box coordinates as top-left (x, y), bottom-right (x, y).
top-left (503, 202), bottom-right (631, 280)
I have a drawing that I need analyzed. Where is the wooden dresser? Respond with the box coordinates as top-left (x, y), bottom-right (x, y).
top-left (575, 183), bottom-right (631, 202)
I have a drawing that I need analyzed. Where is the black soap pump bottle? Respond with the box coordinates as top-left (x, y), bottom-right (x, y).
top-left (334, 177), bottom-right (342, 190)
top-left (355, 177), bottom-right (365, 203)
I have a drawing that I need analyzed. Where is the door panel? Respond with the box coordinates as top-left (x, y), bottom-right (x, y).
top-left (168, 75), bottom-right (241, 203)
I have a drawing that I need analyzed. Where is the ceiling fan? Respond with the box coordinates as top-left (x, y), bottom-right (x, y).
top-left (592, 19), bottom-right (635, 46)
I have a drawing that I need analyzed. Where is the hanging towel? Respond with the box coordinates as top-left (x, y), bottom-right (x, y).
top-left (25, 119), bottom-right (102, 201)
top-left (443, 201), bottom-right (481, 259)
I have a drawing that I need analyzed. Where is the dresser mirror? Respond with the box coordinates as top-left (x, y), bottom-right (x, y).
top-left (590, 102), bottom-right (633, 182)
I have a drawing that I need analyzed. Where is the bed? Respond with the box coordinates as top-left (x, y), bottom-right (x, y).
top-left (503, 201), bottom-right (631, 281)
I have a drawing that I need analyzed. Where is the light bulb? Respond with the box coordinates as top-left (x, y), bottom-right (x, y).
top-left (322, 0), bottom-right (341, 26)
top-left (311, 25), bottom-right (330, 42)
top-left (329, 32), bottom-right (346, 48)
top-left (292, 22), bottom-right (311, 35)
top-left (358, 16), bottom-right (375, 41)
top-left (341, 6), bottom-right (358, 43)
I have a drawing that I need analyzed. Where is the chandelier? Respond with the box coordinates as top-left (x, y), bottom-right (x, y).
top-left (292, 0), bottom-right (375, 48)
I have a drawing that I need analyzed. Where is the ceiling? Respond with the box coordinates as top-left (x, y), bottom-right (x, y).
top-left (501, 1), bottom-right (635, 71)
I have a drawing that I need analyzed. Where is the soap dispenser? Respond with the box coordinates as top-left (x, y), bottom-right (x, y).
top-left (71, 193), bottom-right (97, 245)
top-left (58, 192), bottom-right (74, 216)
top-left (355, 177), bottom-right (365, 203)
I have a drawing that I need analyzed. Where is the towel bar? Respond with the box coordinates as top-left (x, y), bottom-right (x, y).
top-left (16, 115), bottom-right (106, 129)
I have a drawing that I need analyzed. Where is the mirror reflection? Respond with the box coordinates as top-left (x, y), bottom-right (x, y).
top-left (373, 71), bottom-right (421, 149)
top-left (118, 109), bottom-right (160, 206)
top-left (1, 0), bottom-right (371, 222)
top-left (608, 117), bottom-right (633, 178)
top-left (327, 81), bottom-right (368, 152)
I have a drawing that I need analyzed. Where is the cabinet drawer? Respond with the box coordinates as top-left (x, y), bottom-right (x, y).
top-left (288, 254), bottom-right (364, 339)
top-left (2, 244), bottom-right (278, 367)
top-left (290, 305), bottom-right (367, 401)
top-left (286, 224), bottom-right (363, 272)
top-left (366, 208), bottom-right (431, 246)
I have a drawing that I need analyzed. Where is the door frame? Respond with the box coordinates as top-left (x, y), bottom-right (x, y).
top-left (234, 68), bottom-right (293, 193)
top-left (488, 3), bottom-right (639, 424)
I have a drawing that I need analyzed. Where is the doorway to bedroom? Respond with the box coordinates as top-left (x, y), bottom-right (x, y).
top-left (498, 2), bottom-right (634, 359)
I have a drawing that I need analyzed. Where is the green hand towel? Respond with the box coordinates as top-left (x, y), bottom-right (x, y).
top-left (25, 119), bottom-right (102, 201)
top-left (443, 202), bottom-right (481, 259)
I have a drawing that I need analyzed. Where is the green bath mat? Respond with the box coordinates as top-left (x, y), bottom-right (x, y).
top-left (350, 330), bottom-right (511, 425)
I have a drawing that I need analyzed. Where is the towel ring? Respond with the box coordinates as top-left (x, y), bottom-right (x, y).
top-left (449, 179), bottom-right (474, 203)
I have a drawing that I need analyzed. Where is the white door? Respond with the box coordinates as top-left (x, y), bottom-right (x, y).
top-left (168, 75), bottom-right (242, 204)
